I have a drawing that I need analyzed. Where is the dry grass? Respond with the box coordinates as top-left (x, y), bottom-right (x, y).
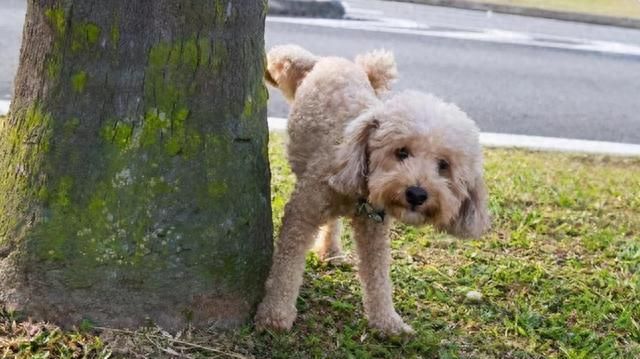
top-left (479, 0), bottom-right (640, 19)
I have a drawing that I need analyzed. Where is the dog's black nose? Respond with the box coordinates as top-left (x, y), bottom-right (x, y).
top-left (406, 186), bottom-right (428, 206)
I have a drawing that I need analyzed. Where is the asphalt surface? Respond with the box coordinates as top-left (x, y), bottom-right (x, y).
top-left (346, 0), bottom-right (640, 46)
top-left (1, 0), bottom-right (640, 143)
top-left (0, 0), bottom-right (23, 102)
top-left (266, 1), bottom-right (640, 144)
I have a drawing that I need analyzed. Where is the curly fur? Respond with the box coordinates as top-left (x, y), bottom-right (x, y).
top-left (355, 49), bottom-right (398, 95)
top-left (256, 45), bottom-right (490, 336)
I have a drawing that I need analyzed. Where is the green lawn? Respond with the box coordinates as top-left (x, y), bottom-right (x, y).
top-left (478, 0), bottom-right (640, 19)
top-left (2, 132), bottom-right (640, 358)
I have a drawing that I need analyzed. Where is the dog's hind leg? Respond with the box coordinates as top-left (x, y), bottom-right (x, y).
top-left (313, 219), bottom-right (349, 266)
top-left (351, 216), bottom-right (414, 336)
top-left (255, 181), bottom-right (330, 331)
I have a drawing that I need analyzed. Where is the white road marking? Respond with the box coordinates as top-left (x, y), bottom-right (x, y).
top-left (479, 132), bottom-right (640, 156)
top-left (266, 16), bottom-right (640, 57)
top-left (0, 100), bottom-right (9, 115)
top-left (268, 117), bottom-right (640, 156)
top-left (342, 2), bottom-right (383, 17)
top-left (268, 116), bottom-right (288, 131)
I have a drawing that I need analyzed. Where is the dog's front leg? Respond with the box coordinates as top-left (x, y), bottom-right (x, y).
top-left (351, 216), bottom-right (414, 336)
top-left (255, 183), bottom-right (328, 331)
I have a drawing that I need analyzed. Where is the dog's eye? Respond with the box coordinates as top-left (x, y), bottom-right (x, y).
top-left (438, 159), bottom-right (449, 172)
top-left (395, 147), bottom-right (410, 161)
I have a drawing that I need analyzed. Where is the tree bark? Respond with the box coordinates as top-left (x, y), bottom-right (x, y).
top-left (0, 0), bottom-right (272, 330)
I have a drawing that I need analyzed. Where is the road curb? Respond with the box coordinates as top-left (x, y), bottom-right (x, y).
top-left (2, 108), bottom-right (638, 157)
top-left (0, 100), bottom-right (9, 116)
top-left (269, 0), bottom-right (345, 19)
top-left (384, 0), bottom-right (640, 29)
top-left (267, 117), bottom-right (640, 157)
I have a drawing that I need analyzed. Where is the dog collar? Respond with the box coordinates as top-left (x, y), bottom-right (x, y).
top-left (356, 198), bottom-right (386, 223)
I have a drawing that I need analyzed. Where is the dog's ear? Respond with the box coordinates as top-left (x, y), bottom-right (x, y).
top-left (444, 174), bottom-right (490, 238)
top-left (328, 112), bottom-right (379, 196)
top-left (264, 65), bottom-right (278, 88)
top-left (265, 45), bottom-right (317, 101)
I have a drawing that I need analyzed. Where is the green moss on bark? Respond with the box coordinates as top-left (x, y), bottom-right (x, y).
top-left (212, 41), bottom-right (228, 74)
top-left (45, 7), bottom-right (66, 35)
top-left (31, 35), bottom-right (269, 291)
top-left (242, 84), bottom-right (269, 119)
top-left (44, 6), bottom-right (67, 80)
top-left (215, 1), bottom-right (227, 24)
top-left (101, 120), bottom-right (133, 150)
top-left (71, 71), bottom-right (87, 92)
top-left (0, 105), bottom-right (53, 245)
top-left (110, 21), bottom-right (119, 49)
top-left (71, 22), bottom-right (101, 52)
top-left (3, 0), bottom-right (272, 328)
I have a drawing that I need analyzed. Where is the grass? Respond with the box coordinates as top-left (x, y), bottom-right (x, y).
top-left (476, 0), bottom-right (640, 19)
top-left (2, 132), bottom-right (640, 358)
top-left (0, 308), bottom-right (111, 359)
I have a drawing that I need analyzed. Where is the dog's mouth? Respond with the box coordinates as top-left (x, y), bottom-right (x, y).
top-left (369, 188), bottom-right (439, 226)
top-left (369, 182), bottom-right (456, 228)
top-left (382, 203), bottom-right (436, 226)
top-left (390, 208), bottom-right (428, 226)
top-left (405, 199), bottom-right (445, 225)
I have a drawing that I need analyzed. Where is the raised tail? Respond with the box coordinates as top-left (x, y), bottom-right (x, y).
top-left (265, 45), bottom-right (398, 101)
top-left (264, 44), bottom-right (318, 102)
top-left (355, 49), bottom-right (398, 95)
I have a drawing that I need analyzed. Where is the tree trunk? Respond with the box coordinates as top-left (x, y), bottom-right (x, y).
top-left (0, 0), bottom-right (272, 330)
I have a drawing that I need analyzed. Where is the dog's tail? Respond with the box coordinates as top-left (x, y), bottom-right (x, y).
top-left (265, 45), bottom-right (398, 100)
top-left (265, 44), bottom-right (318, 102)
top-left (355, 49), bottom-right (398, 95)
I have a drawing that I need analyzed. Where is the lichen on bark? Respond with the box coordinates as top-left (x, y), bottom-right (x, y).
top-left (0, 0), bottom-right (272, 330)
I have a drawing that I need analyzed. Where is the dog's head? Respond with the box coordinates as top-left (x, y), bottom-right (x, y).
top-left (329, 91), bottom-right (490, 238)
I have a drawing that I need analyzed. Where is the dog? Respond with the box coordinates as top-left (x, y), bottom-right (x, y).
top-left (256, 45), bottom-right (489, 335)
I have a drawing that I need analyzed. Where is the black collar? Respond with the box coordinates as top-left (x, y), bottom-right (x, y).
top-left (355, 145), bottom-right (385, 223)
top-left (356, 198), bottom-right (386, 223)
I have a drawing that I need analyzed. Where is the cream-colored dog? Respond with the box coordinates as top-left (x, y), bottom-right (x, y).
top-left (256, 45), bottom-right (490, 335)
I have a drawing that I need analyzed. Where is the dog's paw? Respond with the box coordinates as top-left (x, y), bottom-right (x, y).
top-left (254, 302), bottom-right (297, 332)
top-left (320, 253), bottom-right (354, 268)
top-left (368, 312), bottom-right (415, 337)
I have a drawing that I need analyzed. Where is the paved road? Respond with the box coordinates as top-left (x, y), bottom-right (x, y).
top-left (2, 0), bottom-right (640, 143)
top-left (0, 0), bottom-right (23, 102)
top-left (266, 1), bottom-right (640, 144)
top-left (344, 0), bottom-right (640, 46)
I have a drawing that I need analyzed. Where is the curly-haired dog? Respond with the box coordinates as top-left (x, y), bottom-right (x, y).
top-left (256, 45), bottom-right (490, 335)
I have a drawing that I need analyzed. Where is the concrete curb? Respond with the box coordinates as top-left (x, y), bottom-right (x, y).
top-left (0, 100), bottom-right (9, 116)
top-left (267, 117), bottom-right (640, 157)
top-left (3, 105), bottom-right (638, 157)
top-left (268, 0), bottom-right (345, 19)
top-left (385, 0), bottom-right (640, 29)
